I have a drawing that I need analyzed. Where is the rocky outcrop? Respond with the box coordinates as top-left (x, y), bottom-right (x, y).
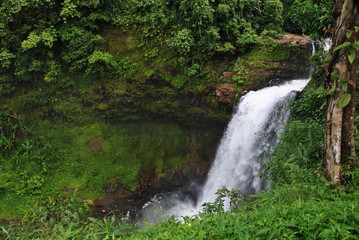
top-left (275, 34), bottom-right (312, 47)
top-left (220, 71), bottom-right (234, 79)
top-left (204, 34), bottom-right (313, 104)
top-left (79, 77), bottom-right (232, 128)
top-left (206, 83), bottom-right (236, 104)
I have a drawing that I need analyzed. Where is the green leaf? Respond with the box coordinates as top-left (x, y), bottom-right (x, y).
top-left (346, 30), bottom-right (353, 39)
top-left (355, 26), bottom-right (359, 32)
top-left (0, 226), bottom-right (9, 234)
top-left (334, 42), bottom-right (351, 52)
top-left (339, 93), bottom-right (351, 108)
top-left (338, 77), bottom-right (346, 84)
top-left (327, 80), bottom-right (337, 95)
top-left (348, 52), bottom-right (356, 64)
top-left (353, 43), bottom-right (359, 51)
top-left (327, 86), bottom-right (336, 95)
top-left (256, 228), bottom-right (271, 236)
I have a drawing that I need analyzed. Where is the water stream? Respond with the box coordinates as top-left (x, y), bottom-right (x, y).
top-left (141, 79), bottom-right (308, 223)
top-left (141, 42), bottom-right (321, 224)
top-left (190, 79), bottom-right (308, 209)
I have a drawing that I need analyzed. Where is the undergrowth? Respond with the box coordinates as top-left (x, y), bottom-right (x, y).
top-left (2, 184), bottom-right (358, 239)
top-left (1, 196), bottom-right (134, 240)
top-left (2, 74), bottom-right (359, 239)
top-left (37, 121), bottom-right (196, 195)
top-left (2, 78), bottom-right (358, 239)
top-left (0, 118), bottom-right (218, 219)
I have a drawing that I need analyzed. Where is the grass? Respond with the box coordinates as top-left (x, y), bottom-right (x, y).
top-left (0, 120), bottom-right (219, 220)
top-left (244, 44), bottom-right (290, 62)
top-left (32, 120), bottom-right (217, 202)
top-left (125, 183), bottom-right (359, 240)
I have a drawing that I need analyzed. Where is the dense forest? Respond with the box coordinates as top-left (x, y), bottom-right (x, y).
top-left (1, 0), bottom-right (358, 239)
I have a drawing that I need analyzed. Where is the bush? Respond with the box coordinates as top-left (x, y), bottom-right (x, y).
top-left (1, 197), bottom-right (134, 239)
top-left (283, 0), bottom-right (333, 39)
top-left (128, 184), bottom-right (358, 240)
top-left (267, 120), bottom-right (324, 184)
top-left (266, 84), bottom-right (326, 184)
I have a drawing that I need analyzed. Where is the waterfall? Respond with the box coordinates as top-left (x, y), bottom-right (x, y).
top-left (141, 79), bottom-right (309, 222)
top-left (322, 38), bottom-right (332, 52)
top-left (141, 43), bottom-right (316, 223)
top-left (191, 79), bottom-right (309, 211)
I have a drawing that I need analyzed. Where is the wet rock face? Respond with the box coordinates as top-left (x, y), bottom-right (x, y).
top-left (85, 79), bottom-right (231, 128)
top-left (275, 34), bottom-right (312, 47)
top-left (91, 140), bottom-right (218, 220)
top-left (220, 71), bottom-right (234, 79)
top-left (206, 83), bottom-right (236, 104)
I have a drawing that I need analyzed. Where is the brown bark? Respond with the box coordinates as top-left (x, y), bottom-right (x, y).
top-left (324, 0), bottom-right (358, 185)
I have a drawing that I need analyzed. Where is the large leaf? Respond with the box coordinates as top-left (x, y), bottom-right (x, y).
top-left (339, 93), bottom-right (351, 108)
top-left (333, 42), bottom-right (351, 52)
top-left (327, 86), bottom-right (336, 95)
top-left (346, 30), bottom-right (353, 39)
top-left (348, 53), bottom-right (356, 64)
top-left (353, 43), bottom-right (359, 51)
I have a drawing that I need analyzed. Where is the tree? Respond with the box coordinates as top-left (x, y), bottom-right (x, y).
top-left (324, 0), bottom-right (359, 185)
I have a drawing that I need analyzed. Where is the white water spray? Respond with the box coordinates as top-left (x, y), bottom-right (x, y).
top-left (322, 38), bottom-right (332, 52)
top-left (191, 79), bottom-right (309, 210)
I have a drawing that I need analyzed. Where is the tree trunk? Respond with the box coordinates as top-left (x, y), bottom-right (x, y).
top-left (324, 0), bottom-right (358, 185)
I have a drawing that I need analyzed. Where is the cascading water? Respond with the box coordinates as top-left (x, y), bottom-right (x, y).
top-left (189, 79), bottom-right (309, 211)
top-left (141, 79), bottom-right (309, 222)
top-left (141, 43), bottom-right (319, 223)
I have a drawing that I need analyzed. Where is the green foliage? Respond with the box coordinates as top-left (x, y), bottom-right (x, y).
top-left (0, 75), bottom-right (15, 96)
top-left (18, 91), bottom-right (53, 110)
top-left (0, 117), bottom-right (218, 219)
top-left (21, 27), bottom-right (58, 51)
top-left (201, 187), bottom-right (247, 215)
top-left (115, 0), bottom-right (284, 75)
top-left (267, 85), bottom-right (326, 184)
top-left (0, 0), bottom-right (313, 90)
top-left (2, 2), bottom-right (357, 239)
top-left (0, 0), bottom-right (122, 93)
top-left (267, 120), bottom-right (324, 184)
top-left (60, 0), bottom-right (82, 21)
top-left (244, 42), bottom-right (290, 62)
top-left (216, 42), bottom-right (236, 54)
top-left (290, 86), bottom-right (327, 121)
top-left (231, 58), bottom-right (250, 85)
top-left (1, 197), bottom-right (134, 239)
top-left (0, 172), bottom-right (13, 194)
top-left (339, 93), bottom-right (352, 108)
top-left (0, 50), bottom-right (15, 71)
top-left (2, 184), bottom-right (357, 239)
top-left (86, 50), bottom-right (137, 78)
top-left (0, 112), bottom-right (59, 218)
top-left (127, 184), bottom-right (358, 240)
top-left (35, 121), bottom-right (213, 196)
top-left (262, 0), bottom-right (284, 27)
top-left (283, 0), bottom-right (333, 39)
top-left (169, 29), bottom-right (194, 56)
top-left (0, 112), bottom-right (24, 153)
